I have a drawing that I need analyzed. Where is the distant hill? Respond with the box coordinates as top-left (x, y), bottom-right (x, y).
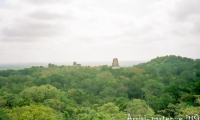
top-left (136, 55), bottom-right (200, 77)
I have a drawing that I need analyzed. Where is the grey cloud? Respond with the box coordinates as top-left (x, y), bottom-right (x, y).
top-left (172, 0), bottom-right (200, 20)
top-left (193, 22), bottom-right (200, 33)
top-left (1, 0), bottom-right (200, 63)
top-left (168, 0), bottom-right (200, 37)
top-left (29, 11), bottom-right (65, 20)
top-left (1, 21), bottom-right (65, 42)
top-left (28, 10), bottom-right (75, 21)
top-left (0, 1), bottom-right (77, 43)
top-left (20, 0), bottom-right (70, 5)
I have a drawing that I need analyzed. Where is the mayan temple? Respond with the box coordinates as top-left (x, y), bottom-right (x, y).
top-left (112, 58), bottom-right (119, 69)
top-left (73, 61), bottom-right (77, 66)
top-left (73, 61), bottom-right (81, 68)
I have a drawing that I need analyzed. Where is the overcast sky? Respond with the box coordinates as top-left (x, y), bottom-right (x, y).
top-left (0, 0), bottom-right (200, 64)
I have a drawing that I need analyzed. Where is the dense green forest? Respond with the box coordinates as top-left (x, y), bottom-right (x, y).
top-left (0, 55), bottom-right (200, 120)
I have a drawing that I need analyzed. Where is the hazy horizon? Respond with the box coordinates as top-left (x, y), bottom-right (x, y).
top-left (0, 54), bottom-right (198, 65)
top-left (1, 54), bottom-right (199, 70)
top-left (0, 60), bottom-right (146, 70)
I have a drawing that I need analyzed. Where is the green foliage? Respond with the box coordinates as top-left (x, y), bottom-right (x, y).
top-left (127, 74), bottom-right (148, 98)
top-left (98, 102), bottom-right (119, 114)
top-left (0, 108), bottom-right (9, 120)
top-left (5, 94), bottom-right (30, 107)
top-left (67, 89), bottom-right (86, 104)
top-left (181, 106), bottom-right (200, 116)
top-left (114, 97), bottom-right (129, 111)
top-left (0, 55), bottom-right (199, 119)
top-left (20, 85), bottom-right (59, 102)
top-left (8, 104), bottom-right (64, 120)
top-left (44, 99), bottom-right (65, 111)
top-left (142, 79), bottom-right (164, 96)
top-left (125, 99), bottom-right (154, 116)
